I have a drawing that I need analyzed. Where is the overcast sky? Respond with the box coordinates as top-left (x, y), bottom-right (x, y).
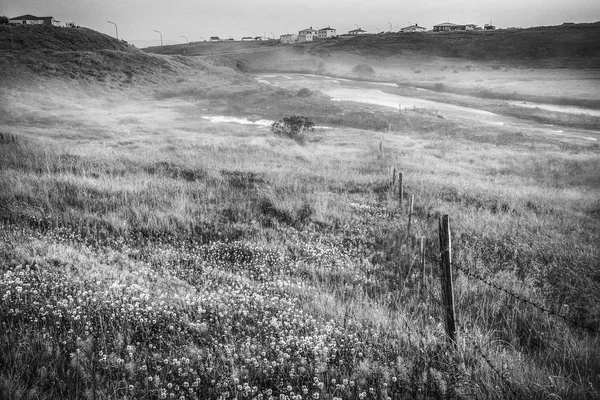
top-left (3, 0), bottom-right (599, 47)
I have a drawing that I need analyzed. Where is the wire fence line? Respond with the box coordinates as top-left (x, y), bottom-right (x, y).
top-left (423, 249), bottom-right (600, 336)
top-left (424, 284), bottom-right (520, 399)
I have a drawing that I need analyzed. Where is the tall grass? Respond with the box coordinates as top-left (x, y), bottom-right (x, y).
top-left (1, 114), bottom-right (599, 399)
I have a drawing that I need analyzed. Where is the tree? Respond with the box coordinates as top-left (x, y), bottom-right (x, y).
top-left (0, 16), bottom-right (9, 25)
top-left (271, 116), bottom-right (315, 144)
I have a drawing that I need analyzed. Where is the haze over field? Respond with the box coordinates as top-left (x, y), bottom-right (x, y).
top-left (2, 0), bottom-right (600, 47)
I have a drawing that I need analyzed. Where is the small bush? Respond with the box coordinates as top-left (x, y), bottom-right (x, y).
top-left (296, 88), bottom-right (312, 97)
top-left (352, 64), bottom-right (375, 75)
top-left (271, 116), bottom-right (315, 144)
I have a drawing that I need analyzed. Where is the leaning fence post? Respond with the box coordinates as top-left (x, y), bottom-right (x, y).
top-left (398, 172), bottom-right (403, 208)
top-left (406, 195), bottom-right (414, 242)
top-left (420, 236), bottom-right (426, 292)
top-left (439, 215), bottom-right (457, 347)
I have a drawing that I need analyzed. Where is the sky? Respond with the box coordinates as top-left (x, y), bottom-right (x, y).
top-left (3, 0), bottom-right (599, 48)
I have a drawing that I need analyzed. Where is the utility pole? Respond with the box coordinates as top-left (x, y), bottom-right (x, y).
top-left (107, 21), bottom-right (118, 40)
top-left (153, 29), bottom-right (163, 46)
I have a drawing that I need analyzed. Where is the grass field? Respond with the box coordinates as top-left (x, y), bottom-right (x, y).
top-left (1, 24), bottom-right (600, 400)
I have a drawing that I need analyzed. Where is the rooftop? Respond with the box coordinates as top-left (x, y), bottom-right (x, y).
top-left (10, 14), bottom-right (53, 20)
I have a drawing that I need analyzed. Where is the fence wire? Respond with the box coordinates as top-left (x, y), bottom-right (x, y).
top-left (424, 285), bottom-right (520, 399)
top-left (423, 251), bottom-right (600, 336)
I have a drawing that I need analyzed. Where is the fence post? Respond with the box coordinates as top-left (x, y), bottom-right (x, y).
top-left (379, 133), bottom-right (384, 156)
top-left (391, 166), bottom-right (396, 189)
top-left (406, 195), bottom-right (414, 242)
top-left (420, 236), bottom-right (426, 292)
top-left (398, 172), bottom-right (403, 209)
top-left (439, 215), bottom-right (457, 347)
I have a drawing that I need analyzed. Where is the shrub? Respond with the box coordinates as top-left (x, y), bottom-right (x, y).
top-left (352, 64), bottom-right (375, 76)
top-left (271, 116), bottom-right (315, 144)
top-left (296, 87), bottom-right (312, 97)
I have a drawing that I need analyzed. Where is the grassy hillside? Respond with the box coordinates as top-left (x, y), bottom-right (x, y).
top-left (0, 25), bottom-right (250, 93)
top-left (1, 23), bottom-right (600, 400)
top-left (305, 23), bottom-right (600, 67)
top-left (145, 22), bottom-right (600, 68)
top-left (0, 25), bottom-right (132, 52)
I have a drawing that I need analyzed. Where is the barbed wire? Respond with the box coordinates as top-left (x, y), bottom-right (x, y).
top-left (424, 285), bottom-right (519, 399)
top-left (454, 261), bottom-right (600, 336)
top-left (423, 251), bottom-right (600, 335)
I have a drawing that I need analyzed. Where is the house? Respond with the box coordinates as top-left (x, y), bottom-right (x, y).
top-left (299, 27), bottom-right (318, 36)
top-left (9, 14), bottom-right (57, 26)
top-left (348, 28), bottom-right (367, 35)
top-left (433, 22), bottom-right (465, 32)
top-left (241, 37), bottom-right (254, 41)
top-left (298, 33), bottom-right (314, 42)
top-left (209, 36), bottom-right (220, 41)
top-left (465, 24), bottom-right (478, 30)
top-left (400, 24), bottom-right (427, 32)
top-left (279, 34), bottom-right (298, 44)
top-left (317, 27), bottom-right (337, 38)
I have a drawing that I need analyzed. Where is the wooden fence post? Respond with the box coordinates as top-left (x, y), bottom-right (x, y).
top-left (391, 166), bottom-right (396, 188)
top-left (406, 195), bottom-right (414, 242)
top-left (398, 172), bottom-right (403, 208)
top-left (439, 215), bottom-right (457, 347)
top-left (420, 236), bottom-right (426, 292)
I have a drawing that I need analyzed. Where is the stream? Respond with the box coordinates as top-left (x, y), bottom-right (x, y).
top-left (255, 73), bottom-right (600, 142)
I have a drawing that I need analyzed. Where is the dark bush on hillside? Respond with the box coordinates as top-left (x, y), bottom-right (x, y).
top-left (352, 64), bottom-right (375, 75)
top-left (0, 16), bottom-right (8, 25)
top-left (271, 116), bottom-right (315, 144)
top-left (296, 88), bottom-right (312, 97)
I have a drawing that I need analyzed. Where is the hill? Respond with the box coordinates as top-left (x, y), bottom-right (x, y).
top-left (0, 24), bottom-right (248, 96)
top-left (0, 24), bottom-right (134, 52)
top-left (146, 22), bottom-right (600, 69)
top-left (306, 22), bottom-right (600, 67)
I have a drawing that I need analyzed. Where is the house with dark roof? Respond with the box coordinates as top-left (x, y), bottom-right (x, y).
top-left (9, 14), bottom-right (57, 26)
top-left (433, 22), bottom-right (465, 32)
top-left (299, 27), bottom-right (318, 36)
top-left (348, 28), bottom-right (367, 35)
top-left (400, 24), bottom-right (427, 33)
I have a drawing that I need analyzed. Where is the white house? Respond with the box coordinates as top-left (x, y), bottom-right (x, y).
top-left (298, 33), bottom-right (314, 42)
top-left (280, 34), bottom-right (298, 44)
top-left (348, 28), bottom-right (367, 35)
top-left (317, 27), bottom-right (337, 38)
top-left (400, 24), bottom-right (427, 32)
top-left (9, 14), bottom-right (57, 26)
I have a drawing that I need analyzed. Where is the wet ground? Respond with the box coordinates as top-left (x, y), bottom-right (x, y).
top-left (256, 73), bottom-right (600, 142)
